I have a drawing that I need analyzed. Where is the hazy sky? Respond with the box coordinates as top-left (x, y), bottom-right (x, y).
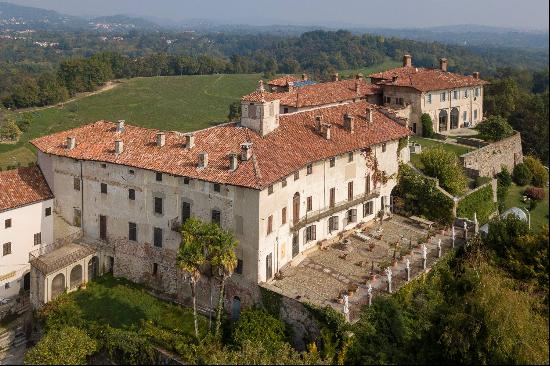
top-left (8, 0), bottom-right (550, 30)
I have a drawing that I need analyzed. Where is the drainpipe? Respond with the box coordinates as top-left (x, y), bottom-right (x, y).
top-left (80, 160), bottom-right (84, 233)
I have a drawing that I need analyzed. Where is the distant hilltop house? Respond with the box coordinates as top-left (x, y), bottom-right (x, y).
top-left (369, 55), bottom-right (489, 135)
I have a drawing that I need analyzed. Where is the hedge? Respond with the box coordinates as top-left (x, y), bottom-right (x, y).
top-left (456, 184), bottom-right (496, 225)
top-left (394, 164), bottom-right (455, 225)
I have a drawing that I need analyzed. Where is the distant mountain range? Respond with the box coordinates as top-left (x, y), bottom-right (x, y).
top-left (1, 1), bottom-right (548, 49)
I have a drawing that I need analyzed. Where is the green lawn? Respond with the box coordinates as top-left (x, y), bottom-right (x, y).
top-left (409, 136), bottom-right (474, 170)
top-left (0, 74), bottom-right (261, 168)
top-left (504, 184), bottom-right (549, 232)
top-left (55, 274), bottom-right (206, 335)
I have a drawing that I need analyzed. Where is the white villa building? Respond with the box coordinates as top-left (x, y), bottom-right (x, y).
top-left (0, 166), bottom-right (54, 298)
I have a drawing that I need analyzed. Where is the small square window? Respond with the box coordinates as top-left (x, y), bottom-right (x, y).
top-left (4, 219), bottom-right (11, 229)
top-left (382, 143), bottom-right (386, 153)
top-left (213, 183), bottom-right (221, 192)
top-left (156, 172), bottom-right (163, 182)
top-left (34, 233), bottom-right (41, 246)
top-left (294, 171), bottom-right (300, 181)
top-left (329, 157), bottom-right (335, 167)
top-left (306, 164), bottom-right (313, 175)
top-left (128, 189), bottom-right (135, 200)
top-left (183, 177), bottom-right (190, 184)
top-left (73, 177), bottom-right (80, 191)
top-left (129, 169), bottom-right (135, 175)
top-left (3, 242), bottom-right (11, 256)
top-left (101, 163), bottom-right (107, 168)
top-left (45, 207), bottom-right (52, 217)
top-left (348, 152), bottom-right (354, 162)
top-left (101, 183), bottom-right (107, 194)
top-left (268, 185), bottom-right (273, 195)
top-left (4, 282), bottom-right (9, 289)
top-left (281, 179), bottom-right (287, 188)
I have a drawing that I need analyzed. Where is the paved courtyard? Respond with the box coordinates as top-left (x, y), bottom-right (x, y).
top-left (267, 215), bottom-right (463, 322)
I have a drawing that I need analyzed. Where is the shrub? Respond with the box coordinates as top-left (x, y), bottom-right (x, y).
top-left (420, 147), bottom-right (468, 195)
top-left (421, 113), bottom-right (434, 138)
top-left (475, 176), bottom-right (492, 188)
top-left (0, 116), bottom-right (22, 141)
top-left (496, 167), bottom-right (513, 211)
top-left (524, 187), bottom-right (546, 201)
top-left (24, 326), bottom-right (98, 365)
top-left (523, 155), bottom-right (548, 187)
top-left (476, 115), bottom-right (514, 141)
top-left (513, 163), bottom-right (533, 186)
top-left (232, 308), bottom-right (287, 353)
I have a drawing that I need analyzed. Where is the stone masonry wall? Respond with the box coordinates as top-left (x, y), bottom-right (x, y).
top-left (460, 132), bottom-right (523, 178)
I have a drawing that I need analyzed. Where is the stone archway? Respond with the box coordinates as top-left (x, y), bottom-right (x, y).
top-left (88, 256), bottom-right (99, 281)
top-left (51, 273), bottom-right (65, 300)
top-left (450, 108), bottom-right (459, 129)
top-left (231, 296), bottom-right (241, 321)
top-left (70, 264), bottom-right (83, 289)
top-left (439, 110), bottom-right (448, 132)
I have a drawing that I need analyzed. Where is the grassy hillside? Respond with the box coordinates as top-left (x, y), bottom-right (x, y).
top-left (0, 73), bottom-right (261, 169)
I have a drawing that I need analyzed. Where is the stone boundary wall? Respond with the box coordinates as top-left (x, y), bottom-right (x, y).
top-left (455, 136), bottom-right (490, 148)
top-left (460, 132), bottom-right (523, 178)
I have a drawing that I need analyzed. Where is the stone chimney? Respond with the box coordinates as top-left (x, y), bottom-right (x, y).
top-left (301, 73), bottom-right (308, 81)
top-left (472, 72), bottom-right (480, 79)
top-left (66, 136), bottom-right (76, 150)
top-left (403, 54), bottom-right (412, 67)
top-left (115, 139), bottom-right (124, 154)
top-left (355, 73), bottom-right (364, 80)
top-left (314, 116), bottom-right (323, 133)
top-left (241, 142), bottom-right (253, 161)
top-left (229, 153), bottom-right (238, 171)
top-left (439, 58), bottom-right (448, 72)
top-left (116, 120), bottom-right (125, 133)
top-left (198, 152), bottom-right (208, 168)
top-left (366, 107), bottom-right (373, 123)
top-left (184, 133), bottom-right (195, 149)
top-left (321, 123), bottom-right (332, 140)
top-left (258, 79), bottom-right (265, 92)
top-left (332, 73), bottom-right (339, 82)
top-left (344, 113), bottom-right (355, 133)
top-left (355, 79), bottom-right (361, 93)
top-left (156, 132), bottom-right (165, 147)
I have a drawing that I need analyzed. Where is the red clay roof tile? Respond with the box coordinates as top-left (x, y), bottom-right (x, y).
top-left (0, 166), bottom-right (53, 212)
top-left (30, 101), bottom-right (410, 190)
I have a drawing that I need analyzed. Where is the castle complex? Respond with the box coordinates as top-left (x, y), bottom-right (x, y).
top-left (0, 55), bottom-right (488, 310)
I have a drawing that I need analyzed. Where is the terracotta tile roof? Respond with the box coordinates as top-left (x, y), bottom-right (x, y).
top-left (0, 166), bottom-right (53, 212)
top-left (30, 101), bottom-right (410, 190)
top-left (241, 78), bottom-right (381, 108)
top-left (268, 75), bottom-right (299, 87)
top-left (368, 66), bottom-right (488, 92)
top-left (241, 90), bottom-right (285, 103)
top-left (279, 79), bottom-right (381, 108)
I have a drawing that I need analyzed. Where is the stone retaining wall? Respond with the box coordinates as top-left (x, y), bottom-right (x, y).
top-left (460, 132), bottom-right (523, 178)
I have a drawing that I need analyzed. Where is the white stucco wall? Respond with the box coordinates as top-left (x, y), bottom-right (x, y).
top-left (0, 199), bottom-right (54, 298)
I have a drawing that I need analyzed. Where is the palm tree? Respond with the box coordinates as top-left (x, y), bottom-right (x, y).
top-left (177, 218), bottom-right (207, 338)
top-left (209, 227), bottom-right (238, 337)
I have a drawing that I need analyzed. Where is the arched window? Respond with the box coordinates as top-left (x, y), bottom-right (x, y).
top-left (438, 110), bottom-right (448, 132)
top-left (51, 273), bottom-right (65, 300)
top-left (70, 265), bottom-right (83, 289)
top-left (450, 108), bottom-right (459, 129)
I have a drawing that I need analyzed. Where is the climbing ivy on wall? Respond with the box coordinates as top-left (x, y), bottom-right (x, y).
top-left (394, 164), bottom-right (455, 225)
top-left (259, 286), bottom-right (283, 318)
top-left (457, 184), bottom-right (496, 225)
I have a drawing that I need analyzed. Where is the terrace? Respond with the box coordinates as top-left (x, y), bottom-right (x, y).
top-left (266, 215), bottom-right (463, 322)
